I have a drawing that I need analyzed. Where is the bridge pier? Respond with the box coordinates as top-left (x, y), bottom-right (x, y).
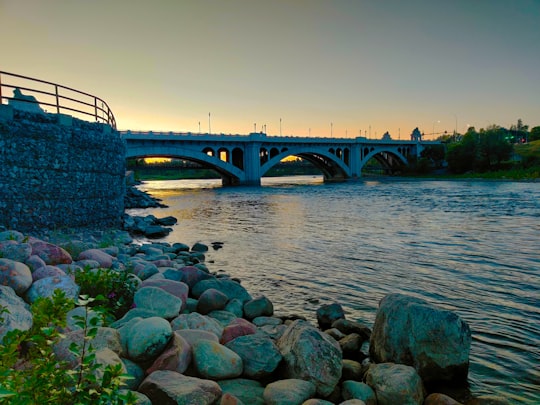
top-left (242, 139), bottom-right (262, 186)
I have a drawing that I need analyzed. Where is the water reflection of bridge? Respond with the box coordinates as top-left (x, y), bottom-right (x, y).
top-left (123, 131), bottom-right (437, 186)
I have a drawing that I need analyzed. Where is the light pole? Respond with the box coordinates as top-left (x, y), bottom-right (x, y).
top-left (331, 122), bottom-right (333, 137)
top-left (279, 118), bottom-right (282, 136)
top-left (208, 112), bottom-right (211, 135)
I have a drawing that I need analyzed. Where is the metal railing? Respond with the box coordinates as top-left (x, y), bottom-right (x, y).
top-left (0, 71), bottom-right (116, 129)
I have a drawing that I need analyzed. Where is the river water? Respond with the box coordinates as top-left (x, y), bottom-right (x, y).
top-left (128, 176), bottom-right (540, 403)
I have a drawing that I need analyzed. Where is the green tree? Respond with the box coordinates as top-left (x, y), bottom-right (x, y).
top-left (530, 126), bottom-right (540, 142)
top-left (477, 126), bottom-right (513, 170)
top-left (446, 129), bottom-right (478, 173)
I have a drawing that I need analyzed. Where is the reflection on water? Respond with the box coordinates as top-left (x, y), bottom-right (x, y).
top-left (130, 176), bottom-right (540, 403)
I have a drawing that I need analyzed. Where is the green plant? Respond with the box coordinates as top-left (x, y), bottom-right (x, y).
top-left (75, 267), bottom-right (139, 320)
top-left (0, 291), bottom-right (136, 404)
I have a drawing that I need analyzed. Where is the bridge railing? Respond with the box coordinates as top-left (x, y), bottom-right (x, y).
top-left (0, 70), bottom-right (116, 129)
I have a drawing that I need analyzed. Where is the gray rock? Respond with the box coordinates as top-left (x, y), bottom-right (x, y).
top-left (124, 316), bottom-right (173, 362)
top-left (121, 358), bottom-right (146, 390)
top-left (134, 286), bottom-right (182, 319)
top-left (224, 298), bottom-right (244, 318)
top-left (31, 265), bottom-right (66, 281)
top-left (331, 319), bottom-right (371, 341)
top-left (175, 329), bottom-right (220, 345)
top-left (197, 288), bottom-right (229, 315)
top-left (243, 296), bottom-right (274, 320)
top-left (139, 370), bottom-right (222, 404)
top-left (0, 241), bottom-right (32, 262)
top-left (263, 379), bottom-right (316, 405)
top-left (191, 339), bottom-right (243, 379)
top-left (369, 293), bottom-right (471, 383)
top-left (365, 363), bottom-right (425, 405)
top-left (0, 258), bottom-right (33, 295)
top-left (171, 312), bottom-right (224, 338)
top-left (341, 381), bottom-right (376, 405)
top-left (225, 334), bottom-right (282, 379)
top-left (316, 302), bottom-right (345, 330)
top-left (0, 230), bottom-right (24, 242)
top-left (218, 379), bottom-right (265, 405)
top-left (25, 275), bottom-right (80, 303)
top-left (25, 254), bottom-right (46, 271)
top-left (78, 248), bottom-right (114, 268)
top-left (191, 242), bottom-right (209, 252)
top-left (341, 359), bottom-right (367, 381)
top-left (0, 285), bottom-right (32, 342)
top-left (277, 320), bottom-right (342, 396)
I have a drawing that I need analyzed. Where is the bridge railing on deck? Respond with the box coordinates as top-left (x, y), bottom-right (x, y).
top-left (0, 70), bottom-right (116, 129)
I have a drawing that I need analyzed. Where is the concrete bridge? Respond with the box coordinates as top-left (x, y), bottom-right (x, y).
top-left (122, 130), bottom-right (437, 186)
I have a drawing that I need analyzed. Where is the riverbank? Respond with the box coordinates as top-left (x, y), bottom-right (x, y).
top-left (0, 225), bottom-right (513, 404)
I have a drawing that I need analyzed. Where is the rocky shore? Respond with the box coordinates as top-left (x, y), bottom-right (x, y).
top-left (0, 224), bottom-right (512, 405)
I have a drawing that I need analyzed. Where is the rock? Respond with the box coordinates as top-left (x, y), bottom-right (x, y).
top-left (341, 381), bottom-right (376, 405)
top-left (252, 316), bottom-right (282, 327)
top-left (171, 312), bottom-right (224, 338)
top-left (139, 370), bottom-right (221, 404)
top-left (134, 286), bottom-right (182, 319)
top-left (277, 320), bottom-right (342, 396)
top-left (259, 323), bottom-right (288, 340)
top-left (424, 393), bottom-right (463, 404)
top-left (144, 225), bottom-right (172, 238)
top-left (175, 329), bottom-right (220, 345)
top-left (339, 400), bottom-right (367, 405)
top-left (369, 293), bottom-right (471, 383)
top-left (191, 339), bottom-right (243, 379)
top-left (25, 275), bottom-right (80, 303)
top-left (192, 278), bottom-right (252, 304)
top-left (25, 254), bottom-right (46, 271)
top-left (156, 216), bottom-right (177, 226)
top-left (243, 296), bottom-right (274, 320)
top-left (208, 310), bottom-right (238, 327)
top-left (54, 327), bottom-right (124, 368)
top-left (31, 265), bottom-right (66, 281)
top-left (224, 298), bottom-right (244, 318)
top-left (218, 378), bottom-right (265, 405)
top-left (140, 279), bottom-right (188, 310)
top-left (365, 363), bottom-right (425, 405)
top-left (133, 261), bottom-right (159, 280)
top-left (0, 230), bottom-right (24, 242)
top-left (30, 240), bottom-right (72, 265)
top-left (331, 319), bottom-right (371, 341)
top-left (341, 359), bottom-right (367, 381)
top-left (220, 392), bottom-right (245, 405)
top-left (191, 242), bottom-right (209, 252)
top-left (121, 358), bottom-right (146, 390)
top-left (0, 285), bottom-right (32, 342)
top-left (220, 318), bottom-right (257, 344)
top-left (263, 379), bottom-right (316, 405)
top-left (339, 333), bottom-right (364, 359)
top-left (0, 241), bottom-right (32, 262)
top-left (92, 348), bottom-right (127, 384)
top-left (124, 317), bottom-right (173, 362)
top-left (78, 248), bottom-right (114, 268)
top-left (0, 258), bottom-right (33, 295)
top-left (325, 327), bottom-right (346, 341)
top-left (147, 332), bottom-right (192, 375)
top-left (197, 288), bottom-right (229, 315)
top-left (225, 333), bottom-right (282, 379)
top-left (302, 400), bottom-right (334, 405)
top-left (177, 265), bottom-right (213, 288)
top-left (66, 306), bottom-right (104, 331)
top-left (316, 303), bottom-right (345, 330)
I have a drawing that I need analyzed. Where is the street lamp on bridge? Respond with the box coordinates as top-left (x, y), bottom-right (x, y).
top-left (432, 120), bottom-right (440, 139)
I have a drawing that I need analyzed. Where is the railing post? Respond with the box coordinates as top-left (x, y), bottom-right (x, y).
top-left (55, 84), bottom-right (60, 114)
top-left (94, 98), bottom-right (98, 122)
top-left (0, 72), bottom-right (3, 103)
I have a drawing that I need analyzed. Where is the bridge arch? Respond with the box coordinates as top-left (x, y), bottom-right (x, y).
top-left (260, 146), bottom-right (351, 181)
top-left (126, 144), bottom-right (245, 185)
top-left (361, 148), bottom-right (409, 174)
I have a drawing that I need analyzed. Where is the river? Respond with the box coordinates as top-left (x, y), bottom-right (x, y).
top-left (128, 176), bottom-right (540, 403)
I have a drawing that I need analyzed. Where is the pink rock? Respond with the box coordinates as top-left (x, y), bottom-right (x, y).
top-left (25, 255), bottom-right (47, 271)
top-left (30, 240), bottom-right (72, 265)
top-left (147, 332), bottom-right (192, 375)
top-left (78, 249), bottom-right (113, 268)
top-left (220, 393), bottom-right (243, 405)
top-left (152, 259), bottom-right (176, 268)
top-left (220, 318), bottom-right (257, 344)
top-left (0, 258), bottom-right (32, 295)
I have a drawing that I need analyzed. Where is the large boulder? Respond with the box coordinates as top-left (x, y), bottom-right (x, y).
top-left (0, 285), bottom-right (32, 342)
top-left (243, 296), bottom-right (274, 320)
top-left (170, 312), bottom-right (224, 338)
top-left (316, 303), bottom-right (345, 330)
top-left (369, 293), bottom-right (471, 383)
top-left (139, 370), bottom-right (221, 404)
top-left (123, 316), bottom-right (173, 362)
top-left (0, 241), bottom-right (32, 262)
top-left (192, 278), bottom-right (252, 303)
top-left (0, 258), bottom-right (33, 295)
top-left (147, 332), bottom-right (192, 375)
top-left (341, 381), bottom-right (376, 405)
top-left (197, 288), bottom-right (229, 315)
top-left (365, 363), bottom-right (424, 405)
top-left (218, 378), bottom-right (265, 405)
top-left (277, 319), bottom-right (342, 396)
top-left (78, 249), bottom-right (114, 268)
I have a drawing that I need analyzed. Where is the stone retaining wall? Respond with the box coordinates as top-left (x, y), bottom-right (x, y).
top-left (0, 106), bottom-right (125, 231)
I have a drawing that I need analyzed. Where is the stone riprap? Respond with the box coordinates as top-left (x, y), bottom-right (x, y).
top-left (0, 107), bottom-right (125, 232)
top-left (0, 228), bottom-right (505, 405)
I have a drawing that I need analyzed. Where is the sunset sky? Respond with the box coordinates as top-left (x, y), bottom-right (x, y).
top-left (1, 0), bottom-right (539, 139)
